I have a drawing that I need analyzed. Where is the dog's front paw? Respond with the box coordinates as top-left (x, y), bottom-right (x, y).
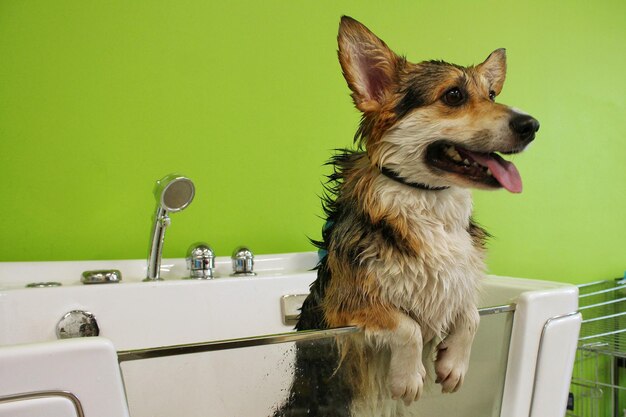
top-left (435, 342), bottom-right (470, 393)
top-left (388, 360), bottom-right (426, 405)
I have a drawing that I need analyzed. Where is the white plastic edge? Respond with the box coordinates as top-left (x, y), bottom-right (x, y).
top-left (500, 284), bottom-right (579, 417)
top-left (529, 312), bottom-right (582, 417)
top-left (0, 337), bottom-right (130, 417)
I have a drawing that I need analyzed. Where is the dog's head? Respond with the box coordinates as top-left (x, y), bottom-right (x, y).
top-left (338, 16), bottom-right (539, 193)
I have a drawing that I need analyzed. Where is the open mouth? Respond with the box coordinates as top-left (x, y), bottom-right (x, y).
top-left (426, 141), bottom-right (523, 193)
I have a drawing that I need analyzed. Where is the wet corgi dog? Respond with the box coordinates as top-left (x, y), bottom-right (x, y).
top-left (274, 16), bottom-right (539, 417)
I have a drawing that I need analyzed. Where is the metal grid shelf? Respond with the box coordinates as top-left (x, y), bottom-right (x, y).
top-left (567, 278), bottom-right (626, 417)
top-left (578, 279), bottom-right (626, 358)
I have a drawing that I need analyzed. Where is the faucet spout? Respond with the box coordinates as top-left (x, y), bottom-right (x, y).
top-left (144, 175), bottom-right (195, 282)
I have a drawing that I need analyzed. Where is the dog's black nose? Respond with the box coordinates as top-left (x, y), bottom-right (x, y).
top-left (510, 114), bottom-right (540, 142)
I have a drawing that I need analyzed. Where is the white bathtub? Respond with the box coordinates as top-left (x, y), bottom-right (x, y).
top-left (0, 252), bottom-right (580, 417)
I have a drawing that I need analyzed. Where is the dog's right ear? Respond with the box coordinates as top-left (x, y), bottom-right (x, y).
top-left (477, 49), bottom-right (507, 95)
top-left (338, 16), bottom-right (401, 113)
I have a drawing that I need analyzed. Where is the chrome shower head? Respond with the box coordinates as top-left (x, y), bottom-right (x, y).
top-left (145, 174), bottom-right (195, 281)
top-left (154, 174), bottom-right (195, 213)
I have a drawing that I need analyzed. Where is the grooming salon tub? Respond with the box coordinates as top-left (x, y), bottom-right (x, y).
top-left (0, 252), bottom-right (580, 417)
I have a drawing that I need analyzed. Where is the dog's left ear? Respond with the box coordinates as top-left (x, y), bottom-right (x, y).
top-left (338, 16), bottom-right (402, 112)
top-left (477, 48), bottom-right (507, 95)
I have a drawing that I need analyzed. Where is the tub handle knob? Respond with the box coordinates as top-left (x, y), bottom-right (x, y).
top-left (231, 246), bottom-right (256, 276)
top-left (186, 242), bottom-right (215, 279)
top-left (81, 269), bottom-right (122, 284)
top-left (56, 310), bottom-right (100, 339)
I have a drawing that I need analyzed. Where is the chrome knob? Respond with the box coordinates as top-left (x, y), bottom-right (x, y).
top-left (56, 310), bottom-right (99, 339)
top-left (186, 242), bottom-right (215, 279)
top-left (231, 246), bottom-right (256, 276)
top-left (81, 269), bottom-right (122, 284)
top-left (26, 282), bottom-right (62, 288)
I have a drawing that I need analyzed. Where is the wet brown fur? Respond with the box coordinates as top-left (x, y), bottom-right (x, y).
top-left (324, 16), bottom-right (498, 405)
top-left (330, 18), bottom-right (495, 334)
top-left (274, 15), bottom-right (537, 417)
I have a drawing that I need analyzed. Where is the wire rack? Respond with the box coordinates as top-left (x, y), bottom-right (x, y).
top-left (567, 278), bottom-right (626, 417)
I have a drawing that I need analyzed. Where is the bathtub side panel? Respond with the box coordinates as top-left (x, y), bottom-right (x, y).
top-left (500, 285), bottom-right (579, 417)
top-left (529, 313), bottom-right (581, 417)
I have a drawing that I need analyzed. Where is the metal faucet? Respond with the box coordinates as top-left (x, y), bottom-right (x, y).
top-left (186, 243), bottom-right (215, 279)
top-left (231, 246), bottom-right (256, 276)
top-left (145, 174), bottom-right (195, 281)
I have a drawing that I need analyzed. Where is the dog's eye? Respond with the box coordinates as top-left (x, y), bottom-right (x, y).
top-left (489, 90), bottom-right (496, 101)
top-left (442, 88), bottom-right (465, 106)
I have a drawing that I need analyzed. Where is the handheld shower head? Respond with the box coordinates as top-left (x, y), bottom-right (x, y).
top-left (154, 174), bottom-right (195, 213)
top-left (146, 174), bottom-right (195, 281)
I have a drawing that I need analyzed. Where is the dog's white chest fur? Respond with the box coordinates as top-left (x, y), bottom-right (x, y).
top-left (352, 181), bottom-right (485, 417)
top-left (373, 180), bottom-right (484, 338)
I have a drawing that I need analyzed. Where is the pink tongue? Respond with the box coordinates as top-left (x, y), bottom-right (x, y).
top-left (465, 151), bottom-right (523, 193)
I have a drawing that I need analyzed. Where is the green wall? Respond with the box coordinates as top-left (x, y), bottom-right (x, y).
top-left (0, 1), bottom-right (624, 284)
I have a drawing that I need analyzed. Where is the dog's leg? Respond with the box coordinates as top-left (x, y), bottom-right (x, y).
top-left (434, 308), bottom-right (479, 393)
top-left (367, 311), bottom-right (427, 406)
